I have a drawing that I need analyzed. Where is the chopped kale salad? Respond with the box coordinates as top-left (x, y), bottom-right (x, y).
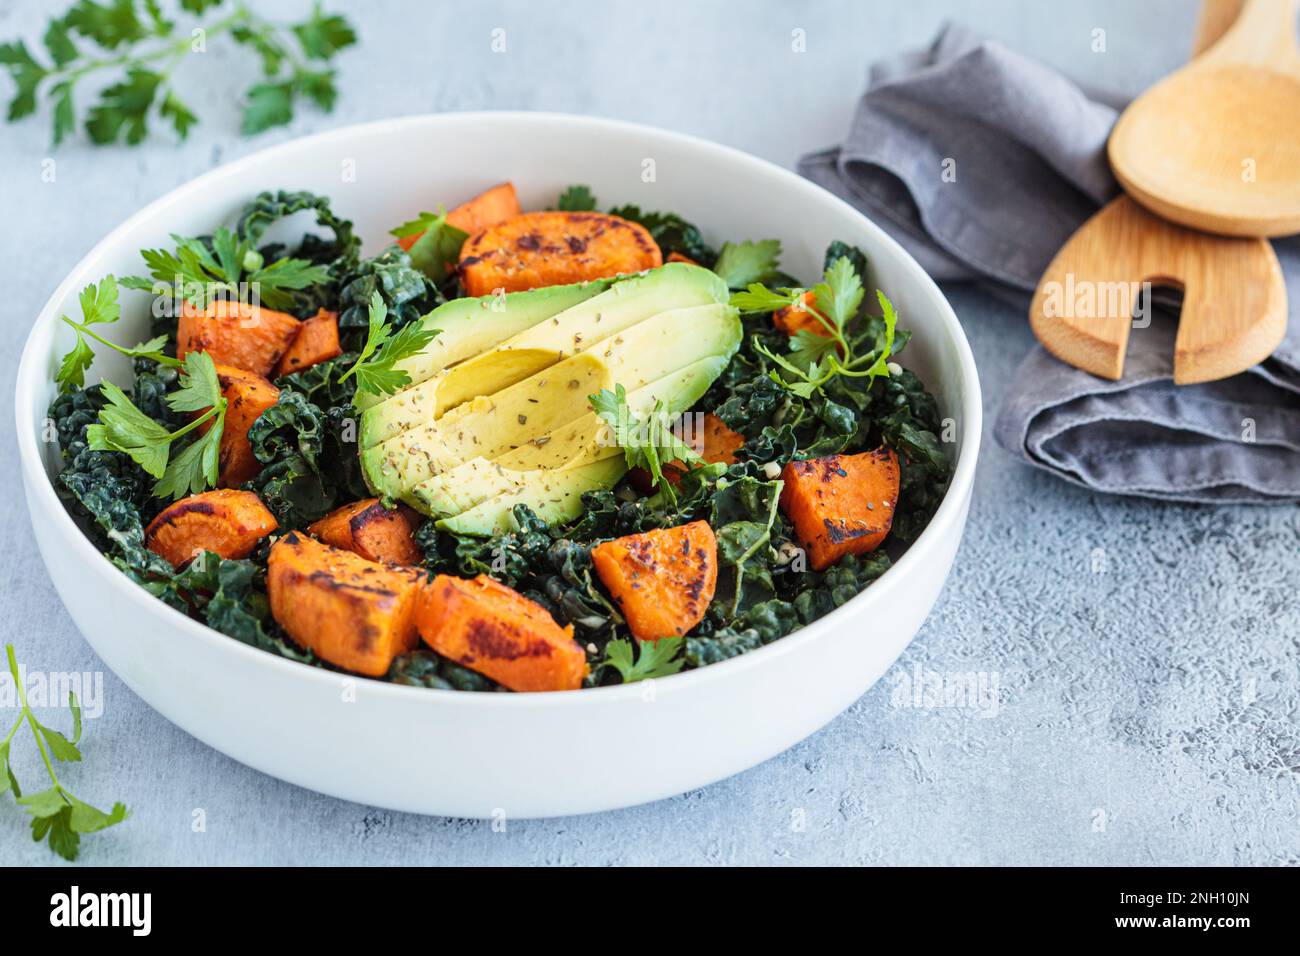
top-left (48, 182), bottom-right (952, 692)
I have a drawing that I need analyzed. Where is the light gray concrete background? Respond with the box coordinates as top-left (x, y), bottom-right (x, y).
top-left (1, 0), bottom-right (1296, 866)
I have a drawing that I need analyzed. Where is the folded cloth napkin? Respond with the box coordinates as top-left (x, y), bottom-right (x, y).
top-left (798, 24), bottom-right (1300, 504)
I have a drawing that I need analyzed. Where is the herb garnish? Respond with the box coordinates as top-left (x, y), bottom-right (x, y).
top-left (731, 256), bottom-right (898, 398)
top-left (87, 350), bottom-right (227, 499)
top-left (600, 636), bottom-right (685, 683)
top-left (589, 384), bottom-right (701, 504)
top-left (712, 238), bottom-right (783, 289)
top-left (55, 275), bottom-right (177, 393)
top-left (120, 226), bottom-right (328, 310)
top-left (340, 291), bottom-right (439, 400)
top-left (1, 644), bottom-right (128, 862)
top-left (390, 208), bottom-right (469, 280)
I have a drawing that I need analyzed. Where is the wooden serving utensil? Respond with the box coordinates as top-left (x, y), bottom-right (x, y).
top-left (1108, 0), bottom-right (1300, 237)
top-left (1030, 0), bottom-right (1288, 384)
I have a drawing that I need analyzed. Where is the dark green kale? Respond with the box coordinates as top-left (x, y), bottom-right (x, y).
top-left (607, 204), bottom-right (716, 265)
top-left (237, 189), bottom-right (359, 264)
top-left (388, 649), bottom-right (502, 692)
top-left (244, 389), bottom-right (367, 528)
top-left (334, 247), bottom-right (440, 335)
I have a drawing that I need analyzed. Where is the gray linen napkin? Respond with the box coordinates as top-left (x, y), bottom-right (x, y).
top-left (797, 24), bottom-right (1300, 504)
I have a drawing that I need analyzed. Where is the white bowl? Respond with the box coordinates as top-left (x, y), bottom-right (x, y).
top-left (15, 113), bottom-right (980, 817)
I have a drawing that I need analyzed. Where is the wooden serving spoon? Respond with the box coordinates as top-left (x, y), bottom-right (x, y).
top-left (1108, 0), bottom-right (1300, 237)
top-left (1030, 0), bottom-right (1288, 384)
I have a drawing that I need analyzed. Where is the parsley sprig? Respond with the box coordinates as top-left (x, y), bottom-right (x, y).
top-left (712, 238), bottom-right (783, 289)
top-left (120, 225), bottom-right (328, 310)
top-left (0, 0), bottom-right (357, 147)
top-left (601, 636), bottom-right (685, 683)
top-left (340, 291), bottom-right (439, 400)
top-left (1, 644), bottom-right (128, 862)
top-left (589, 384), bottom-right (701, 505)
top-left (731, 256), bottom-right (899, 398)
top-left (87, 349), bottom-right (227, 499)
top-left (56, 274), bottom-right (178, 392)
top-left (390, 208), bottom-right (469, 280)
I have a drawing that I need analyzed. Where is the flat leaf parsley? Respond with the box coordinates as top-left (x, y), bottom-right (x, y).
top-left (87, 350), bottom-right (228, 499)
top-left (340, 291), bottom-right (439, 400)
top-left (589, 384), bottom-right (701, 504)
top-left (731, 255), bottom-right (898, 398)
top-left (1, 644), bottom-right (128, 862)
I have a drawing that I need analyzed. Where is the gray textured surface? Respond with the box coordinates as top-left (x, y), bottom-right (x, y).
top-left (2, 0), bottom-right (1296, 866)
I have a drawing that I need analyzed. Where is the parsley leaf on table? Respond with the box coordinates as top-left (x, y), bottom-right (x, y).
top-left (55, 274), bottom-right (178, 393)
top-left (0, 1), bottom-right (357, 146)
top-left (340, 292), bottom-right (439, 400)
top-left (589, 383), bottom-right (701, 505)
top-left (1, 644), bottom-right (129, 862)
top-left (601, 636), bottom-right (685, 683)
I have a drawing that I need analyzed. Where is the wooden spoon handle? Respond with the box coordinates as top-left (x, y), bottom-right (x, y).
top-left (1202, 0), bottom-right (1300, 70)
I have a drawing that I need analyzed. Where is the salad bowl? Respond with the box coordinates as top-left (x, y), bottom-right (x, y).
top-left (15, 112), bottom-right (980, 817)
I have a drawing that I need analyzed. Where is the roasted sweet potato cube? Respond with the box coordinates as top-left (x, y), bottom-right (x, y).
top-left (197, 364), bottom-right (279, 487)
top-left (144, 489), bottom-right (278, 569)
top-left (629, 413), bottom-right (745, 493)
top-left (177, 299), bottom-right (301, 378)
top-left (307, 497), bottom-right (422, 566)
top-left (772, 290), bottom-right (828, 338)
top-left (458, 211), bottom-right (662, 297)
top-left (272, 308), bottom-right (341, 378)
top-left (267, 532), bottom-right (423, 676)
top-left (591, 520), bottom-right (718, 642)
top-left (416, 574), bottom-right (587, 692)
top-left (779, 448), bottom-right (900, 571)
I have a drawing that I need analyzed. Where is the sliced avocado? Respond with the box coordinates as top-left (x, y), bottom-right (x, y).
top-left (415, 355), bottom-right (733, 520)
top-left (371, 302), bottom-right (739, 509)
top-left (362, 351), bottom-right (614, 501)
top-left (495, 353), bottom-right (734, 473)
top-left (431, 263), bottom-right (728, 405)
top-left (436, 458), bottom-right (629, 537)
top-left (355, 278), bottom-right (610, 415)
top-left (407, 457), bottom-right (526, 518)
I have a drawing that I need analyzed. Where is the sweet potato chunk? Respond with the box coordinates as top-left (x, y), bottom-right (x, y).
top-left (307, 497), bottom-right (422, 566)
top-left (195, 364), bottom-right (279, 487)
top-left (416, 574), bottom-right (587, 692)
top-left (177, 299), bottom-right (301, 378)
top-left (458, 211), bottom-right (662, 297)
top-left (272, 308), bottom-right (341, 378)
top-left (145, 489), bottom-right (277, 569)
top-left (772, 290), bottom-right (828, 338)
top-left (397, 182), bottom-right (523, 251)
top-left (591, 521), bottom-right (717, 642)
top-left (267, 532), bottom-right (423, 676)
top-left (779, 448), bottom-right (900, 571)
top-left (629, 413), bottom-right (745, 493)
top-left (666, 251), bottom-right (701, 267)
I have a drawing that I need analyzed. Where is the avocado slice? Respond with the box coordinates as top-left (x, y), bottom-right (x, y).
top-left (363, 300), bottom-right (740, 505)
top-left (409, 354), bottom-right (733, 520)
top-left (355, 277), bottom-right (611, 417)
top-left (427, 263), bottom-right (728, 411)
top-left (436, 458), bottom-right (629, 537)
top-left (361, 351), bottom-right (615, 502)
